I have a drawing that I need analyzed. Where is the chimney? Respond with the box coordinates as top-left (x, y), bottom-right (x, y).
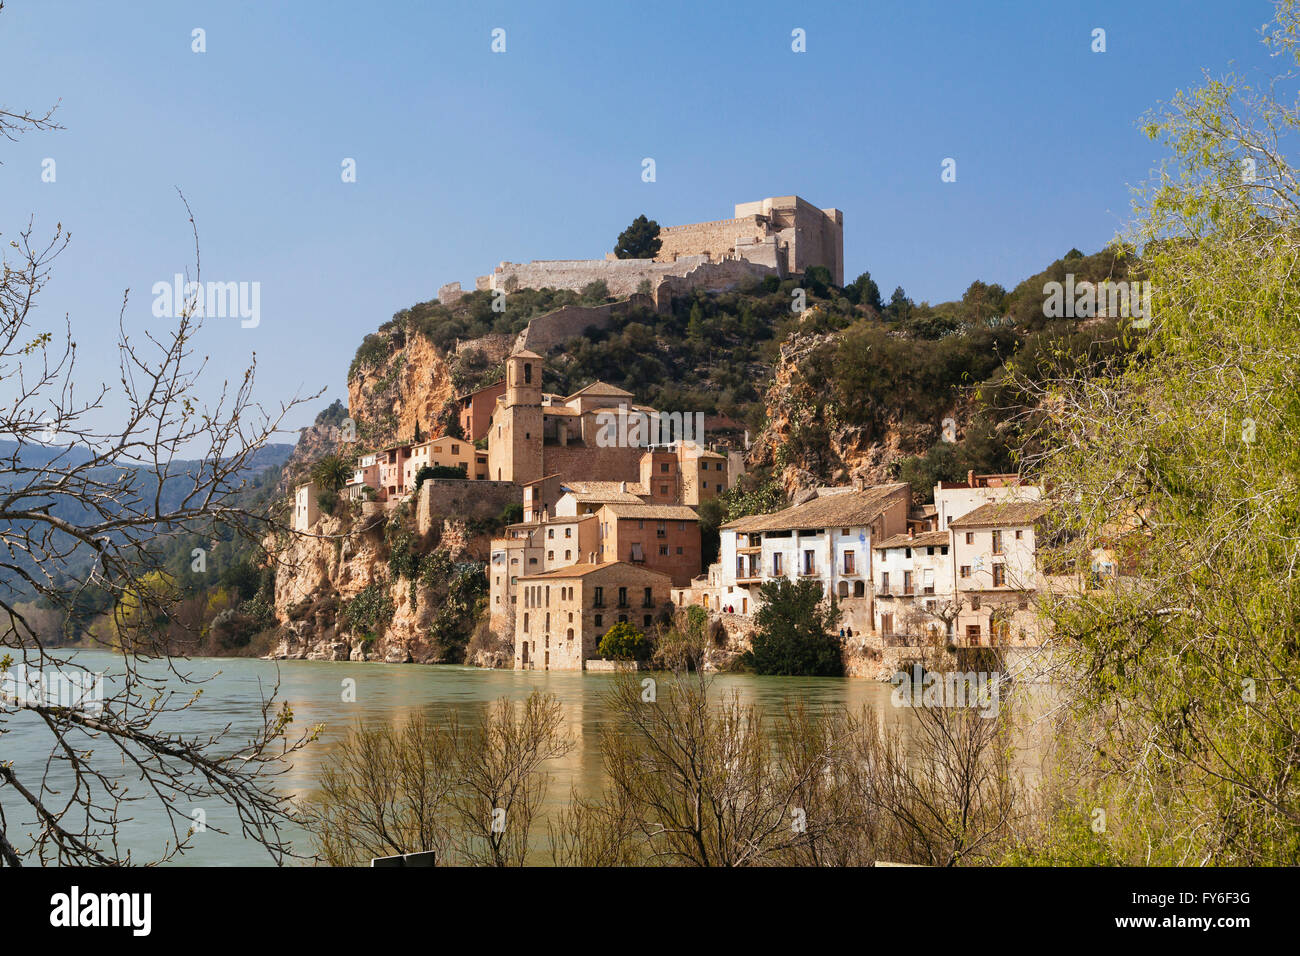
top-left (908, 527), bottom-right (915, 540)
top-left (853, 475), bottom-right (865, 492)
top-left (620, 481), bottom-right (627, 493)
top-left (967, 469), bottom-right (976, 487)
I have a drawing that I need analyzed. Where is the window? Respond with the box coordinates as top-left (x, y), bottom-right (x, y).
top-left (843, 551), bottom-right (856, 574)
top-left (547, 551), bottom-right (554, 561)
top-left (881, 612), bottom-right (894, 636)
top-left (618, 587), bottom-right (628, 607)
top-left (523, 362), bottom-right (532, 384)
top-left (594, 614), bottom-right (602, 628)
top-left (773, 553), bottom-right (783, 575)
top-left (676, 546), bottom-right (683, 555)
top-left (660, 463), bottom-right (669, 473)
top-left (926, 547), bottom-right (934, 556)
top-left (565, 550), bottom-right (572, 560)
top-left (970, 596), bottom-right (981, 610)
top-left (659, 545), bottom-right (668, 556)
top-left (523, 613), bottom-right (529, 632)
top-left (660, 486), bottom-right (668, 495)
top-left (965, 532), bottom-right (974, 545)
top-left (1015, 529), bottom-right (1023, 540)
top-left (941, 546), bottom-right (949, 555)
top-left (960, 565), bottom-right (971, 578)
top-left (593, 586), bottom-right (604, 608)
top-left (644, 615), bottom-right (652, 627)
top-left (992, 564), bottom-right (1006, 587)
top-left (565, 528), bottom-right (572, 538)
top-left (881, 571), bottom-right (890, 591)
top-left (643, 587), bottom-right (653, 608)
top-left (903, 570), bottom-right (913, 595)
top-left (803, 550), bottom-right (815, 574)
top-left (992, 531), bottom-right (1004, 555)
top-left (657, 521), bottom-right (666, 537)
top-left (854, 581), bottom-right (865, 597)
top-left (548, 529), bottom-right (554, 539)
top-left (966, 625), bottom-right (981, 645)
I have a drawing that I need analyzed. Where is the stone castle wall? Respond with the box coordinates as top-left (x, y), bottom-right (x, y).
top-left (540, 442), bottom-right (644, 484)
top-left (484, 255), bottom-right (710, 298)
top-left (417, 479), bottom-right (522, 536)
top-left (513, 294), bottom-right (656, 353)
top-left (656, 215), bottom-right (768, 264)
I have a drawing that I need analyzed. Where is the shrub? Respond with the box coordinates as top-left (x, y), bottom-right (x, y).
top-left (745, 579), bottom-right (843, 676)
top-left (341, 582), bottom-right (395, 641)
top-left (598, 622), bottom-right (650, 661)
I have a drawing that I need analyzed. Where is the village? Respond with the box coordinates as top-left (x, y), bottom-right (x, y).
top-left (285, 194), bottom-right (1114, 674)
top-left (291, 339), bottom-right (1082, 674)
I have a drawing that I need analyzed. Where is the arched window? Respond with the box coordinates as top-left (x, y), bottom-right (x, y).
top-left (838, 581), bottom-right (849, 598)
top-left (854, 581), bottom-right (865, 597)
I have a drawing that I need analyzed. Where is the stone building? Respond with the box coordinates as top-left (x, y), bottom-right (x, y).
top-left (456, 379), bottom-right (505, 441)
top-left (293, 481), bottom-right (320, 532)
top-left (692, 482), bottom-right (913, 636)
top-left (514, 562), bottom-right (673, 670)
top-left (595, 502), bottom-right (702, 587)
top-left (657, 195), bottom-right (844, 286)
top-left (464, 195), bottom-right (844, 298)
top-left (949, 501), bottom-right (1054, 647)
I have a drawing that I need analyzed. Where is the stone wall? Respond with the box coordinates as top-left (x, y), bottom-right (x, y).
top-left (513, 293), bottom-right (656, 353)
top-left (541, 442), bottom-right (643, 484)
top-left (656, 215), bottom-right (768, 264)
top-left (416, 479), bottom-right (522, 536)
top-left (483, 255), bottom-right (711, 298)
top-left (653, 258), bottom-right (775, 310)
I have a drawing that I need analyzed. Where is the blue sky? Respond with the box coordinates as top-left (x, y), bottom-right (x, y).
top-left (0, 0), bottom-right (1279, 436)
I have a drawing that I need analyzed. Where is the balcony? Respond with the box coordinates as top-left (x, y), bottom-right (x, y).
top-left (876, 585), bottom-right (917, 598)
top-left (736, 575), bottom-right (763, 585)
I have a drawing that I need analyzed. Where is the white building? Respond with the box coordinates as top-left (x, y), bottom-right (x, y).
top-left (935, 471), bottom-right (1042, 531)
top-left (949, 501), bottom-right (1053, 646)
top-left (293, 480), bottom-right (320, 532)
top-left (708, 482), bottom-right (911, 636)
top-left (872, 529), bottom-right (956, 641)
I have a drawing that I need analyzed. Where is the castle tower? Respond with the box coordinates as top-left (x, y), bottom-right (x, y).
top-left (488, 350), bottom-right (544, 484)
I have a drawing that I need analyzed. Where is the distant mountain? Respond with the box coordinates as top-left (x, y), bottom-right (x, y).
top-left (0, 440), bottom-right (295, 602)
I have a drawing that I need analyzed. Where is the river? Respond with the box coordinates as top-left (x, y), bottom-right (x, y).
top-left (0, 649), bottom-right (1040, 865)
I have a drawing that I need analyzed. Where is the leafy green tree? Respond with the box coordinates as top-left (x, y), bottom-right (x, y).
top-left (310, 454), bottom-right (351, 495)
top-left (1019, 0), bottom-right (1300, 865)
top-left (598, 621), bottom-right (650, 660)
top-left (844, 271), bottom-right (883, 310)
top-left (745, 579), bottom-right (843, 676)
top-left (614, 214), bottom-right (662, 259)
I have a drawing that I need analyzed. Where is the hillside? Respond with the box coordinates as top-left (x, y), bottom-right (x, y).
top-left (334, 248), bottom-right (1138, 504)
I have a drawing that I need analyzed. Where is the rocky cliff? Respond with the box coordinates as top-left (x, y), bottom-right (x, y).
top-left (347, 327), bottom-right (458, 449)
top-left (266, 504), bottom-right (494, 664)
top-left (748, 314), bottom-right (961, 499)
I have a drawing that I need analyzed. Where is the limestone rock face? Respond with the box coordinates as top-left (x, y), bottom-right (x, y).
top-left (749, 317), bottom-right (962, 499)
top-left (347, 329), bottom-right (455, 450)
top-left (266, 507), bottom-right (478, 666)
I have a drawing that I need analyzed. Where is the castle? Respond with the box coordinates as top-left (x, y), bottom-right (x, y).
top-left (438, 195), bottom-right (843, 303)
